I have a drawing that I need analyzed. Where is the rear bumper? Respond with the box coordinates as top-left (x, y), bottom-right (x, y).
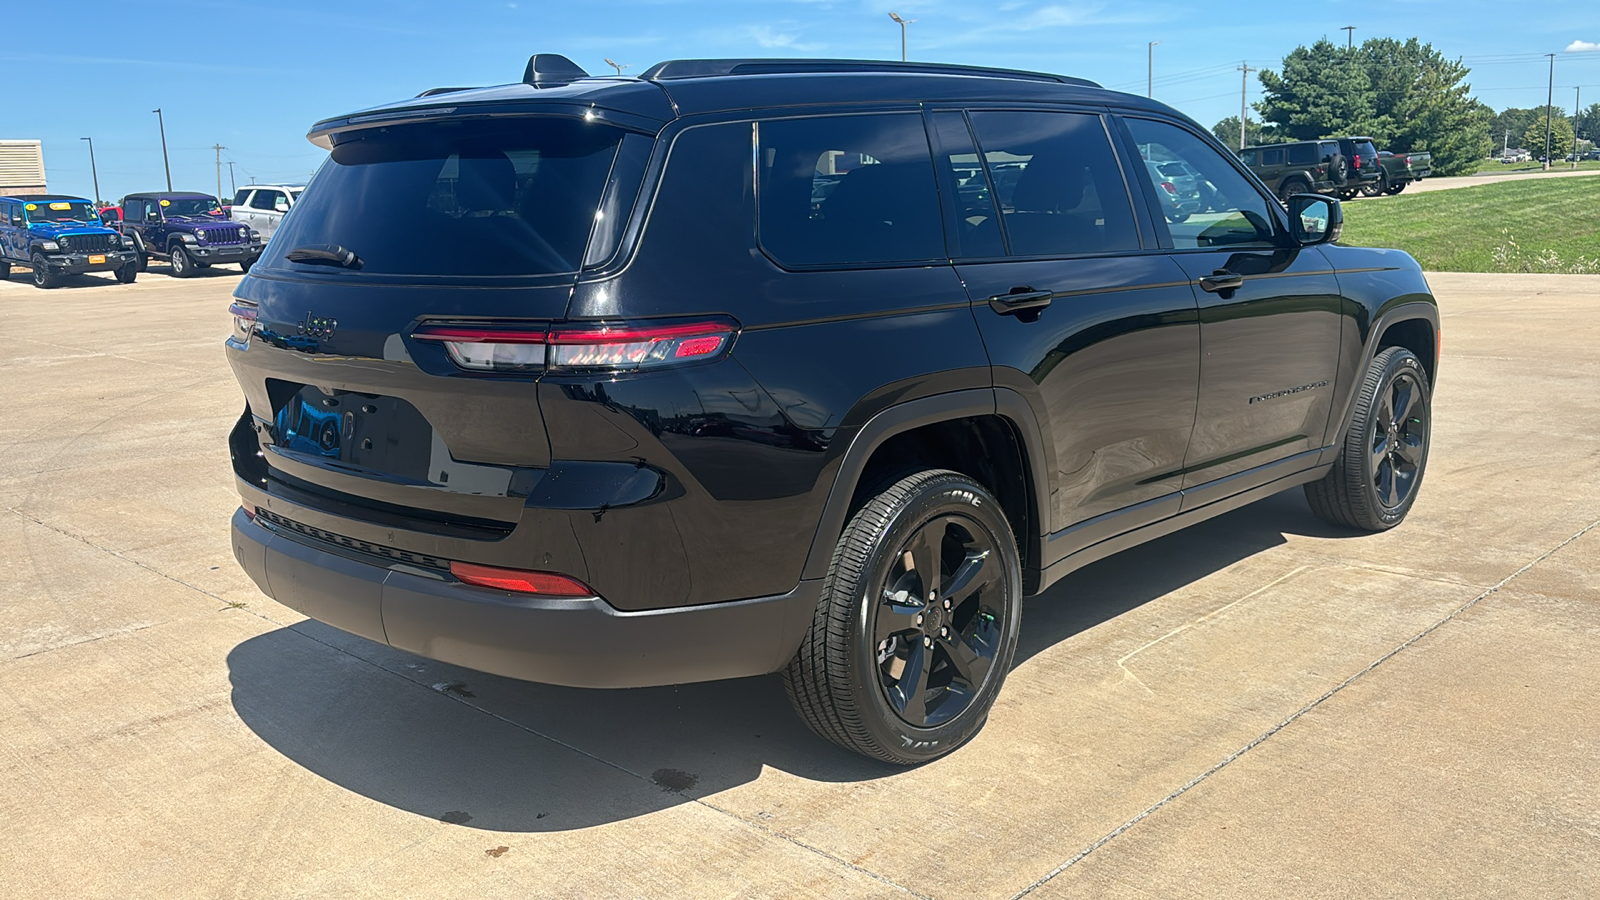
top-left (230, 508), bottom-right (820, 688)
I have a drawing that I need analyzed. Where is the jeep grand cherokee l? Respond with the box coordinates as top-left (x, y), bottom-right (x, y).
top-left (227, 55), bottom-right (1438, 764)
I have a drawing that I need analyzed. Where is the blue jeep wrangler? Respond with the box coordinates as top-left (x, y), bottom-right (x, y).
top-left (116, 192), bottom-right (264, 277)
top-left (0, 195), bottom-right (140, 288)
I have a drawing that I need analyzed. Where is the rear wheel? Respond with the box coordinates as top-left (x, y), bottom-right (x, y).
top-left (1305, 347), bottom-right (1432, 531)
top-left (1361, 174), bottom-right (1387, 197)
top-left (170, 245), bottom-right (193, 278)
top-left (1386, 182), bottom-right (1407, 196)
top-left (30, 252), bottom-right (57, 289)
top-left (783, 470), bottom-right (1022, 765)
top-left (1278, 178), bottom-right (1310, 203)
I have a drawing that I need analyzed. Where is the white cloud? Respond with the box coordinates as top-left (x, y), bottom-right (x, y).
top-left (1566, 40), bottom-right (1600, 52)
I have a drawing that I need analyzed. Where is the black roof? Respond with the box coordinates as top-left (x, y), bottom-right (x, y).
top-left (308, 54), bottom-right (1172, 149)
top-left (122, 191), bottom-right (218, 200)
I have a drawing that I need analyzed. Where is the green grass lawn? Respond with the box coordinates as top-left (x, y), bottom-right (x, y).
top-left (1471, 158), bottom-right (1600, 175)
top-left (1338, 176), bottom-right (1600, 273)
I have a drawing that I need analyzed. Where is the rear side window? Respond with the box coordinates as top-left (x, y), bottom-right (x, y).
top-left (264, 118), bottom-right (625, 278)
top-left (757, 114), bottom-right (944, 268)
top-left (1261, 147), bottom-right (1285, 166)
top-left (1287, 143), bottom-right (1318, 165)
top-left (233, 190), bottom-right (251, 207)
top-left (967, 110), bottom-right (1140, 257)
top-left (249, 190), bottom-right (283, 211)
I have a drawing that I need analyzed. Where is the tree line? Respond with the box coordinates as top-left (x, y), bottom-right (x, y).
top-left (1212, 37), bottom-right (1520, 176)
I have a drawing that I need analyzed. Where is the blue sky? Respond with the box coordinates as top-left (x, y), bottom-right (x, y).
top-left (5, 0), bottom-right (1597, 202)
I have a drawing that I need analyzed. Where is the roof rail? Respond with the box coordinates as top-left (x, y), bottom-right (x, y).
top-left (638, 58), bottom-right (1099, 88)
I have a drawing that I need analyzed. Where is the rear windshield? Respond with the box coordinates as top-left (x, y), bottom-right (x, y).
top-left (263, 118), bottom-right (623, 278)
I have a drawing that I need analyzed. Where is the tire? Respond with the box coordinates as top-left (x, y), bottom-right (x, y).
top-left (170, 245), bottom-right (193, 278)
top-left (30, 252), bottom-right (57, 289)
top-left (1361, 174), bottom-right (1387, 198)
top-left (782, 469), bottom-right (1023, 765)
top-left (240, 257), bottom-right (255, 274)
top-left (1327, 154), bottom-right (1349, 185)
top-left (115, 263), bottom-right (137, 284)
top-left (0, 261), bottom-right (9, 280)
top-left (130, 234), bottom-right (149, 272)
top-left (1385, 182), bottom-right (1407, 196)
top-left (1278, 179), bottom-right (1310, 203)
top-left (1165, 208), bottom-right (1190, 224)
top-left (1305, 347), bottom-right (1432, 531)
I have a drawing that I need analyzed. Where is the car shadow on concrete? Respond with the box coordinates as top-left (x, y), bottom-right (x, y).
top-left (227, 486), bottom-right (1355, 832)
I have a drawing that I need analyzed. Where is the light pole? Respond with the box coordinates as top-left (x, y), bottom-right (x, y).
top-left (1147, 41), bottom-right (1159, 98)
top-left (603, 58), bottom-right (628, 76)
top-left (227, 161), bottom-right (236, 196)
top-left (152, 108), bottom-right (172, 191)
top-left (80, 137), bottom-right (101, 206)
top-left (1544, 53), bottom-right (1555, 170)
top-left (1341, 26), bottom-right (1356, 50)
top-left (1238, 62), bottom-right (1257, 152)
top-left (888, 12), bottom-right (916, 62)
top-left (1574, 86), bottom-right (1583, 169)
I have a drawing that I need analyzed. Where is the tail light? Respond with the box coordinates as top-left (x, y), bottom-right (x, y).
top-left (1159, 181), bottom-right (1177, 195)
top-left (411, 317), bottom-right (739, 375)
top-left (450, 562), bottom-right (595, 597)
top-left (1352, 155), bottom-right (1361, 170)
top-left (229, 301), bottom-right (257, 347)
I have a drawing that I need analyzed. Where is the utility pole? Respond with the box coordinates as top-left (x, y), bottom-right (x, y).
top-left (227, 161), bottom-right (236, 195)
top-left (1341, 26), bottom-right (1356, 51)
top-left (80, 137), bottom-right (101, 206)
top-left (1239, 62), bottom-right (1258, 152)
top-left (888, 12), bottom-right (915, 62)
top-left (1575, 86), bottom-right (1582, 169)
top-left (1544, 53), bottom-right (1555, 170)
top-left (1148, 41), bottom-right (1159, 98)
top-left (152, 108), bottom-right (172, 191)
top-left (212, 144), bottom-right (226, 200)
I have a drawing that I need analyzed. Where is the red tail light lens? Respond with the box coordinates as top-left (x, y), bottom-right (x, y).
top-left (1160, 181), bottom-right (1178, 195)
top-left (450, 562), bottom-right (595, 597)
top-left (548, 319), bottom-right (736, 372)
top-left (411, 318), bottom-right (738, 375)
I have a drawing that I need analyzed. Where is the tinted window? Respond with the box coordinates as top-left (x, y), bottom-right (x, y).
top-left (967, 111), bottom-right (1139, 257)
top-left (930, 111), bottom-right (1005, 259)
top-left (757, 113), bottom-right (944, 267)
top-left (1126, 118), bottom-right (1276, 250)
top-left (1287, 143), bottom-right (1318, 165)
top-left (233, 190), bottom-right (251, 207)
top-left (1240, 149), bottom-right (1258, 166)
top-left (264, 118), bottom-right (624, 278)
top-left (250, 190), bottom-right (284, 211)
top-left (1261, 147), bottom-right (1285, 166)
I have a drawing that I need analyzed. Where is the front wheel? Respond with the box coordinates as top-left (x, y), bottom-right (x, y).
top-left (115, 263), bottom-right (138, 284)
top-left (783, 470), bottom-right (1023, 765)
top-left (169, 245), bottom-right (193, 277)
top-left (1305, 347), bottom-right (1432, 531)
top-left (0, 261), bottom-right (10, 280)
top-left (240, 257), bottom-right (255, 274)
top-left (30, 252), bottom-right (58, 289)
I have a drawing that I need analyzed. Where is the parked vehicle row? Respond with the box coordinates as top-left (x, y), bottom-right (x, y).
top-left (0, 189), bottom-right (275, 288)
top-left (1239, 137), bottom-right (1385, 202)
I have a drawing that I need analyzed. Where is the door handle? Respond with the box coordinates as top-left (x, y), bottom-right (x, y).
top-left (988, 288), bottom-right (1054, 317)
top-left (1198, 269), bottom-right (1245, 293)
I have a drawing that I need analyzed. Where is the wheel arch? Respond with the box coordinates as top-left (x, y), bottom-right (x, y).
top-left (800, 389), bottom-right (1052, 594)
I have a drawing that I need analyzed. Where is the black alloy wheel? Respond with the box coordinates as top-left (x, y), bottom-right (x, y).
top-left (1278, 179), bottom-right (1309, 203)
top-left (873, 514), bottom-right (1006, 728)
top-left (783, 469), bottom-right (1022, 765)
top-left (1361, 174), bottom-right (1387, 197)
top-left (1305, 347), bottom-right (1432, 531)
top-left (30, 252), bottom-right (57, 289)
top-left (170, 245), bottom-right (193, 277)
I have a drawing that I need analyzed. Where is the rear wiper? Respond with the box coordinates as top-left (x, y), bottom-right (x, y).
top-left (285, 244), bottom-right (363, 270)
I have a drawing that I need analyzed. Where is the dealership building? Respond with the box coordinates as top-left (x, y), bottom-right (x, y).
top-left (0, 140), bottom-right (47, 194)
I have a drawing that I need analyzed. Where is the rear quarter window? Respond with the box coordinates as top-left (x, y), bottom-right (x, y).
top-left (1261, 147), bottom-right (1285, 166)
top-left (1287, 143), bottom-right (1318, 165)
top-left (262, 118), bottom-right (625, 278)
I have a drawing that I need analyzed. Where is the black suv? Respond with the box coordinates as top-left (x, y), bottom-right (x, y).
top-left (1242, 137), bottom-right (1382, 200)
top-left (227, 55), bottom-right (1438, 764)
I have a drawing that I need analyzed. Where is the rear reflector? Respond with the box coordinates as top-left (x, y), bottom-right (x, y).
top-left (412, 317), bottom-right (738, 374)
top-left (241, 501), bottom-right (257, 520)
top-left (450, 561), bottom-right (595, 597)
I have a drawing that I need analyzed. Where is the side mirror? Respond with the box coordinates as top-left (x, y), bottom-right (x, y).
top-left (1288, 194), bottom-right (1342, 245)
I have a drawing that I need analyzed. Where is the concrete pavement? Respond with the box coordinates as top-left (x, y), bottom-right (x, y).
top-left (2, 267), bottom-right (1597, 898)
